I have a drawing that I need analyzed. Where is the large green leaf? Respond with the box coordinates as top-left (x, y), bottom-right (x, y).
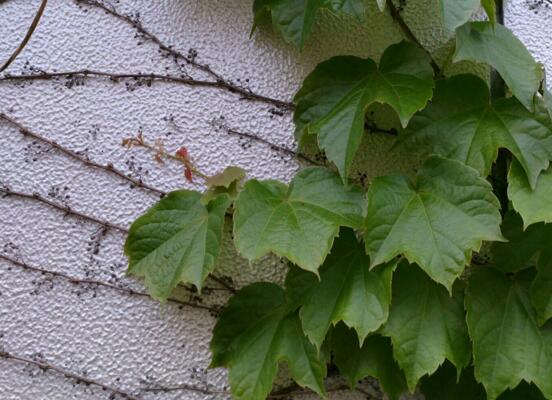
top-left (233, 167), bottom-right (365, 274)
top-left (491, 211), bottom-right (552, 273)
top-left (252, 0), bottom-right (365, 48)
top-left (421, 362), bottom-right (545, 400)
top-left (532, 247), bottom-right (552, 326)
top-left (381, 262), bottom-right (471, 391)
top-left (210, 283), bottom-right (327, 400)
top-left (466, 268), bottom-right (552, 400)
top-left (399, 75), bottom-right (552, 189)
top-left (438, 0), bottom-right (495, 32)
top-left (332, 324), bottom-right (408, 400)
top-left (294, 41), bottom-right (434, 178)
top-left (364, 156), bottom-right (503, 290)
top-left (509, 161), bottom-right (552, 227)
top-left (125, 191), bottom-right (230, 300)
top-left (289, 229), bottom-right (394, 350)
top-left (454, 22), bottom-right (544, 111)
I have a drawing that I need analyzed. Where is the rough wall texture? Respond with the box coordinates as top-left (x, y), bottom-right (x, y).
top-left (0, 0), bottom-right (550, 399)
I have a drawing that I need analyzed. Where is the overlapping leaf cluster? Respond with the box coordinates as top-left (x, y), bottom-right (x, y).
top-left (124, 1), bottom-right (552, 399)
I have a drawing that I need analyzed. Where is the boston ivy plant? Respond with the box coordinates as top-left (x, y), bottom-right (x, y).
top-left (124, 1), bottom-right (552, 399)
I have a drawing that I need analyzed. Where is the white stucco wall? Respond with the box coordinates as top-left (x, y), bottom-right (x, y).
top-left (0, 1), bottom-right (550, 399)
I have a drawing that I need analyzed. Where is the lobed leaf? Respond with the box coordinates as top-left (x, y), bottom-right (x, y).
top-left (332, 324), bottom-right (408, 400)
top-left (454, 22), bottom-right (544, 111)
top-left (532, 247), bottom-right (552, 326)
top-left (381, 262), bottom-right (471, 391)
top-left (210, 282), bottom-right (327, 400)
top-left (125, 191), bottom-right (231, 300)
top-left (233, 167), bottom-right (365, 274)
top-left (290, 228), bottom-right (395, 350)
top-left (399, 74), bottom-right (552, 189)
top-left (509, 161), bottom-right (552, 227)
top-left (466, 268), bottom-right (552, 400)
top-left (294, 41), bottom-right (434, 179)
top-left (364, 156), bottom-right (503, 290)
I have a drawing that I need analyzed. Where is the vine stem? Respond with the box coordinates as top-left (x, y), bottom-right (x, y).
top-left (0, 0), bottom-right (48, 73)
top-left (0, 350), bottom-right (141, 400)
top-left (0, 112), bottom-right (166, 197)
top-left (385, 0), bottom-right (442, 76)
top-left (73, 0), bottom-right (294, 111)
top-left (0, 186), bottom-right (236, 293)
top-left (0, 253), bottom-right (218, 312)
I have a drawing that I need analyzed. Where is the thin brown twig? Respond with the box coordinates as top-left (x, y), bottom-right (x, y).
top-left (0, 112), bottom-right (166, 197)
top-left (0, 186), bottom-right (129, 233)
top-left (74, 0), bottom-right (294, 110)
top-left (0, 0), bottom-right (48, 73)
top-left (0, 186), bottom-right (236, 293)
top-left (0, 350), bottom-right (141, 400)
top-left (0, 253), bottom-right (218, 312)
top-left (386, 0), bottom-right (442, 77)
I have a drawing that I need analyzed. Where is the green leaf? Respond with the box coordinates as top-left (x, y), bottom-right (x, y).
top-left (465, 268), bottom-right (552, 400)
top-left (210, 283), bottom-right (327, 400)
top-left (509, 161), bottom-right (552, 227)
top-left (421, 362), bottom-right (486, 400)
top-left (202, 166), bottom-right (246, 203)
top-left (491, 211), bottom-right (552, 273)
top-left (437, 0), bottom-right (496, 32)
top-left (421, 362), bottom-right (545, 400)
top-left (454, 22), bottom-right (544, 111)
top-left (252, 0), bottom-right (365, 48)
top-left (294, 41), bottom-right (434, 178)
top-left (332, 324), bottom-right (408, 400)
top-left (290, 229), bottom-right (394, 350)
top-left (233, 167), bottom-right (365, 274)
top-left (532, 247), bottom-right (552, 326)
top-left (399, 74), bottom-right (552, 189)
top-left (364, 156), bottom-right (503, 290)
top-left (381, 262), bottom-right (471, 391)
top-left (125, 191), bottom-right (231, 300)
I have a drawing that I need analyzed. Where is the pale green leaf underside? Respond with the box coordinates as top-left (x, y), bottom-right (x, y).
top-left (365, 156), bottom-right (503, 290)
top-left (509, 161), bottom-right (552, 228)
top-left (466, 268), bottom-right (552, 400)
top-left (382, 262), bottom-right (471, 392)
top-left (293, 229), bottom-right (394, 350)
top-left (294, 41), bottom-right (434, 178)
top-left (454, 21), bottom-right (543, 111)
top-left (252, 0), bottom-right (365, 48)
top-left (233, 167), bottom-right (365, 273)
top-left (399, 74), bottom-right (552, 189)
top-left (332, 324), bottom-right (408, 400)
top-left (125, 191), bottom-right (230, 300)
top-left (210, 283), bottom-right (326, 400)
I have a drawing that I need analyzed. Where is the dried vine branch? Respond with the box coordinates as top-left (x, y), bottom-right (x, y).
top-left (0, 186), bottom-right (129, 233)
top-left (0, 350), bottom-right (141, 400)
top-left (386, 0), bottom-right (442, 76)
top-left (0, 0), bottom-right (48, 73)
top-left (0, 113), bottom-right (166, 197)
top-left (0, 253), bottom-right (218, 312)
top-left (0, 186), bottom-right (236, 293)
top-left (73, 0), bottom-right (293, 110)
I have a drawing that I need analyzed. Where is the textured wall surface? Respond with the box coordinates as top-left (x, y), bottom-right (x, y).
top-left (0, 1), bottom-right (550, 399)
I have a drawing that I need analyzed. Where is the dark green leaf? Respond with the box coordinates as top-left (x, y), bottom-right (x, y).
top-left (290, 229), bottom-right (394, 350)
top-left (210, 283), bottom-right (327, 400)
top-left (466, 268), bottom-right (552, 400)
top-left (454, 22), bottom-right (544, 111)
top-left (421, 362), bottom-right (486, 400)
top-left (532, 247), bottom-right (552, 326)
top-left (233, 167), bottom-right (365, 274)
top-left (382, 262), bottom-right (471, 391)
top-left (399, 74), bottom-right (552, 189)
top-left (294, 41), bottom-right (434, 178)
top-left (125, 191), bottom-right (230, 300)
top-left (332, 324), bottom-right (408, 400)
top-left (365, 156), bottom-right (503, 290)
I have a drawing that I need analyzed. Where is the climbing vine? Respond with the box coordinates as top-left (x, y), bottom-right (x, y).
top-left (123, 1), bottom-right (552, 399)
